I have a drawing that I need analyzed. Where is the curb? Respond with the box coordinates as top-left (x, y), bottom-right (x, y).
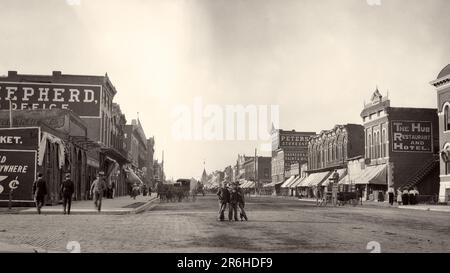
top-left (131, 197), bottom-right (160, 214)
top-left (398, 206), bottom-right (450, 213)
top-left (17, 197), bottom-right (160, 215)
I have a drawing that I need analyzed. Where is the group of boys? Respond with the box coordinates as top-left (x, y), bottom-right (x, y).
top-left (216, 181), bottom-right (248, 221)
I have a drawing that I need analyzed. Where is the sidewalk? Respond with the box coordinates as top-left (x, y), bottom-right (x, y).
top-left (398, 205), bottom-right (450, 213)
top-left (19, 194), bottom-right (159, 215)
top-left (251, 194), bottom-right (400, 208)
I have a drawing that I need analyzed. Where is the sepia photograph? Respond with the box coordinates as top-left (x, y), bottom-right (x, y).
top-left (0, 0), bottom-right (449, 264)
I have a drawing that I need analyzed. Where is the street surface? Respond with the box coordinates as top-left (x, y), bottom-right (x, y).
top-left (0, 194), bottom-right (449, 253)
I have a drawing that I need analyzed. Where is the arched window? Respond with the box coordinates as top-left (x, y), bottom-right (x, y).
top-left (328, 142), bottom-right (332, 163)
top-left (443, 143), bottom-right (450, 175)
top-left (368, 133), bottom-right (372, 159)
top-left (381, 129), bottom-right (386, 158)
top-left (343, 137), bottom-right (348, 160)
top-left (445, 106), bottom-right (450, 131)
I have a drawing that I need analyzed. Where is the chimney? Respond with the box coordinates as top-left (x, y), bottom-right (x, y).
top-left (52, 71), bottom-right (62, 77)
top-left (8, 71), bottom-right (17, 77)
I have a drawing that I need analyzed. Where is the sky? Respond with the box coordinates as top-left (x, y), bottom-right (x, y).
top-left (1, 0), bottom-right (449, 180)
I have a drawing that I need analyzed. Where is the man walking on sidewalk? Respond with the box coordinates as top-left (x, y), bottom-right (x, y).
top-left (61, 173), bottom-right (75, 215)
top-left (32, 173), bottom-right (47, 215)
top-left (90, 172), bottom-right (107, 212)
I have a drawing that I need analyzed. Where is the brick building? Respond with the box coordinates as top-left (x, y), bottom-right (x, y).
top-left (0, 71), bottom-right (132, 201)
top-left (271, 129), bottom-right (315, 184)
top-left (354, 89), bottom-right (439, 201)
top-left (430, 63), bottom-right (450, 202)
top-left (298, 124), bottom-right (364, 197)
top-left (0, 109), bottom-right (88, 205)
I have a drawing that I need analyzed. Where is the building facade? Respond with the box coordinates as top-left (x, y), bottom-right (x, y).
top-left (0, 109), bottom-right (88, 205)
top-left (271, 129), bottom-right (315, 184)
top-left (357, 89), bottom-right (439, 200)
top-left (0, 71), bottom-right (132, 200)
top-left (308, 124), bottom-right (364, 172)
top-left (430, 64), bottom-right (450, 202)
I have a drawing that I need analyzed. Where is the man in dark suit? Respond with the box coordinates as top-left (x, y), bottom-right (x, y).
top-left (32, 173), bottom-right (47, 214)
top-left (217, 182), bottom-right (230, 221)
top-left (61, 173), bottom-right (75, 215)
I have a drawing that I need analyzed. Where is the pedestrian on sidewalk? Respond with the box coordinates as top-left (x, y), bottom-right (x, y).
top-left (60, 173), bottom-right (75, 215)
top-left (397, 189), bottom-right (403, 205)
top-left (387, 187), bottom-right (395, 206)
top-left (413, 187), bottom-right (420, 205)
top-left (402, 188), bottom-right (410, 205)
top-left (409, 188), bottom-right (416, 205)
top-left (32, 173), bottom-right (47, 215)
top-left (228, 184), bottom-right (239, 221)
top-left (111, 180), bottom-right (116, 199)
top-left (236, 182), bottom-right (248, 221)
top-left (90, 172), bottom-right (107, 212)
top-left (216, 182), bottom-right (230, 221)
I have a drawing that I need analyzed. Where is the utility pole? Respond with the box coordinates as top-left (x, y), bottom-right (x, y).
top-left (254, 148), bottom-right (258, 195)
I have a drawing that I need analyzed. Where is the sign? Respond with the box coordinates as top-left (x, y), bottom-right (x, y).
top-left (284, 150), bottom-right (308, 169)
top-left (391, 121), bottom-right (433, 153)
top-left (273, 130), bottom-right (314, 151)
top-left (0, 127), bottom-right (40, 150)
top-left (0, 150), bottom-right (37, 201)
top-left (279, 133), bottom-right (311, 148)
top-left (0, 82), bottom-right (102, 117)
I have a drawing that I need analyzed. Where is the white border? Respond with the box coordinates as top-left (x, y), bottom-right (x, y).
top-left (0, 149), bottom-right (37, 201)
top-left (0, 127), bottom-right (40, 149)
top-left (0, 81), bottom-right (102, 118)
top-left (390, 120), bottom-right (434, 154)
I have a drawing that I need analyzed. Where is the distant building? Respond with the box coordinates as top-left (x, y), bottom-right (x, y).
top-left (271, 129), bottom-right (315, 184)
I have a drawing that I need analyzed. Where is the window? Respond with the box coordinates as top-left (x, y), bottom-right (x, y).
top-left (445, 106), bottom-right (450, 131)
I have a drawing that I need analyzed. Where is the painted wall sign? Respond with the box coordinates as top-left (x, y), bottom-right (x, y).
top-left (0, 82), bottom-right (102, 117)
top-left (0, 150), bottom-right (37, 201)
top-left (391, 121), bottom-right (433, 153)
top-left (284, 150), bottom-right (308, 169)
top-left (0, 127), bottom-right (40, 150)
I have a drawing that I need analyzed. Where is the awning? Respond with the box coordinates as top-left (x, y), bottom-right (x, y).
top-left (290, 176), bottom-right (305, 188)
top-left (322, 169), bottom-right (347, 187)
top-left (263, 181), bottom-right (284, 188)
top-left (125, 167), bottom-right (144, 185)
top-left (298, 171), bottom-right (331, 187)
top-left (343, 164), bottom-right (387, 185)
top-left (281, 176), bottom-right (296, 188)
top-left (242, 181), bottom-right (255, 189)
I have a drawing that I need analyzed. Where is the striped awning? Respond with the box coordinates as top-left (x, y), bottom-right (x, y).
top-left (322, 169), bottom-right (347, 187)
top-left (281, 176), bottom-right (297, 188)
top-left (298, 171), bottom-right (331, 187)
top-left (290, 176), bottom-right (305, 188)
top-left (263, 180), bottom-right (284, 188)
top-left (343, 164), bottom-right (387, 185)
